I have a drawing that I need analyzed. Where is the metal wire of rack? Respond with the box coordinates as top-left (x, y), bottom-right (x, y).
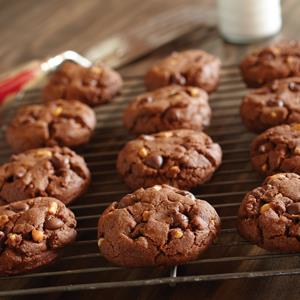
top-left (1, 65), bottom-right (300, 297)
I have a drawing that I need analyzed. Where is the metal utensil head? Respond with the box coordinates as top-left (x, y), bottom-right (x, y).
top-left (40, 50), bottom-right (92, 73)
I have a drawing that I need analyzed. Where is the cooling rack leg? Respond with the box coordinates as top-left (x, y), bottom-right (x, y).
top-left (169, 265), bottom-right (178, 287)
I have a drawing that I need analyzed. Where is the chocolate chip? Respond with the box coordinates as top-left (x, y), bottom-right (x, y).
top-left (168, 110), bottom-right (181, 121)
top-left (258, 144), bottom-right (267, 153)
top-left (140, 135), bottom-right (155, 141)
top-left (10, 202), bottom-right (29, 212)
top-left (144, 155), bottom-right (163, 169)
top-left (45, 216), bottom-right (64, 230)
top-left (267, 98), bottom-right (284, 107)
top-left (174, 213), bottom-right (189, 229)
top-left (191, 216), bottom-right (207, 230)
top-left (88, 79), bottom-right (98, 87)
top-left (169, 91), bottom-right (180, 97)
top-left (6, 176), bottom-right (14, 183)
top-left (15, 167), bottom-right (27, 178)
top-left (259, 48), bottom-right (277, 59)
top-left (270, 82), bottom-right (279, 92)
top-left (176, 190), bottom-right (196, 200)
top-left (286, 202), bottom-right (300, 215)
top-left (139, 96), bottom-right (153, 104)
top-left (288, 82), bottom-right (300, 92)
top-left (277, 100), bottom-right (284, 107)
top-left (258, 143), bottom-right (272, 153)
top-left (0, 231), bottom-right (5, 248)
top-left (170, 73), bottom-right (186, 85)
top-left (51, 155), bottom-right (69, 170)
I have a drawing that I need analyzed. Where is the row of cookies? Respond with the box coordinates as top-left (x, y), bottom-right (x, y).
top-left (0, 61), bottom-right (125, 274)
top-left (238, 41), bottom-right (300, 252)
top-left (118, 50), bottom-right (223, 190)
top-left (98, 49), bottom-right (226, 267)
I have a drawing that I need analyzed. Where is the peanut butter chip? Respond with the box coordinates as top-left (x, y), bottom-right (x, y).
top-left (32, 229), bottom-right (44, 243)
top-left (8, 233), bottom-right (17, 241)
top-left (160, 131), bottom-right (173, 138)
top-left (171, 229), bottom-right (183, 239)
top-left (294, 147), bottom-right (300, 155)
top-left (260, 203), bottom-right (272, 213)
top-left (270, 111), bottom-right (277, 118)
top-left (292, 124), bottom-right (300, 131)
top-left (48, 201), bottom-right (58, 215)
top-left (270, 174), bottom-right (285, 180)
top-left (98, 238), bottom-right (104, 249)
top-left (261, 164), bottom-right (268, 172)
top-left (27, 199), bottom-right (35, 206)
top-left (287, 56), bottom-right (294, 65)
top-left (6, 233), bottom-right (22, 247)
top-left (272, 47), bottom-right (280, 55)
top-left (52, 106), bottom-right (63, 117)
top-left (36, 149), bottom-right (52, 158)
top-left (142, 211), bottom-right (150, 222)
top-left (91, 66), bottom-right (102, 74)
top-left (169, 166), bottom-right (180, 177)
top-left (187, 87), bottom-right (199, 97)
top-left (0, 215), bottom-right (9, 227)
top-left (138, 147), bottom-right (148, 158)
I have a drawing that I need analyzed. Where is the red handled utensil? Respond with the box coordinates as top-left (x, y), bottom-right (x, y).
top-left (0, 51), bottom-right (91, 105)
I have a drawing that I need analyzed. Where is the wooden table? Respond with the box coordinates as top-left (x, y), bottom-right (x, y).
top-left (1, 1), bottom-right (300, 299)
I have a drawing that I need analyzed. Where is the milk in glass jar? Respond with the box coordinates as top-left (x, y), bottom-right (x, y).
top-left (217, 0), bottom-right (282, 44)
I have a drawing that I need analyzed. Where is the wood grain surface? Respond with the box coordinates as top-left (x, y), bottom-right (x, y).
top-left (1, 1), bottom-right (300, 300)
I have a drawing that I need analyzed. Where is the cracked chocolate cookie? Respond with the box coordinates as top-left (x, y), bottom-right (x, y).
top-left (251, 124), bottom-right (300, 176)
top-left (238, 173), bottom-right (300, 252)
top-left (240, 41), bottom-right (300, 87)
top-left (98, 184), bottom-right (220, 267)
top-left (0, 197), bottom-right (77, 275)
top-left (145, 50), bottom-right (221, 93)
top-left (240, 78), bottom-right (300, 133)
top-left (43, 61), bottom-right (123, 106)
top-left (123, 85), bottom-right (211, 135)
top-left (117, 129), bottom-right (222, 190)
top-left (0, 146), bottom-right (90, 205)
top-left (6, 99), bottom-right (96, 153)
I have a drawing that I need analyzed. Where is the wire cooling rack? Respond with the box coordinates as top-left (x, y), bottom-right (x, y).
top-left (1, 65), bottom-right (300, 297)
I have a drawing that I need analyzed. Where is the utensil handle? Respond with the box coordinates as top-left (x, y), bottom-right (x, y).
top-left (0, 65), bottom-right (40, 104)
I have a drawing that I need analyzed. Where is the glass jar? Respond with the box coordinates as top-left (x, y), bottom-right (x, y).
top-left (217, 0), bottom-right (282, 44)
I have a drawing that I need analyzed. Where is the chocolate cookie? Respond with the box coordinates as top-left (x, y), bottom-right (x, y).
top-left (238, 173), bottom-right (300, 252)
top-left (240, 78), bottom-right (300, 133)
top-left (145, 50), bottom-right (221, 93)
top-left (0, 197), bottom-right (76, 275)
top-left (123, 85), bottom-right (211, 135)
top-left (43, 61), bottom-right (123, 106)
top-left (98, 184), bottom-right (220, 267)
top-left (6, 99), bottom-right (96, 153)
top-left (240, 41), bottom-right (300, 87)
top-left (117, 129), bottom-right (222, 190)
top-left (0, 146), bottom-right (90, 206)
top-left (251, 124), bottom-right (300, 176)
